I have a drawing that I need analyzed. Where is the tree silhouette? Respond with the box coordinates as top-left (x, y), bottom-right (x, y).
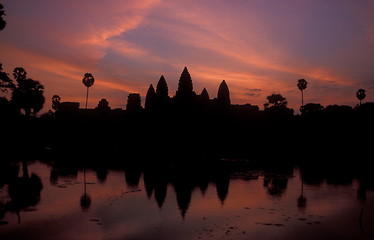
top-left (0, 3), bottom-right (6, 31)
top-left (82, 73), bottom-right (95, 109)
top-left (264, 93), bottom-right (293, 117)
top-left (297, 79), bottom-right (308, 107)
top-left (11, 67), bottom-right (45, 117)
top-left (0, 63), bottom-right (15, 92)
top-left (13, 67), bottom-right (27, 81)
top-left (52, 95), bottom-right (61, 111)
top-left (300, 103), bottom-right (324, 115)
top-left (6, 162), bottom-right (43, 223)
top-left (356, 89), bottom-right (366, 106)
top-left (264, 93), bottom-right (287, 109)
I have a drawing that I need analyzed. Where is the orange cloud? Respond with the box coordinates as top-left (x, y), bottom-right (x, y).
top-left (1, 0), bottom-right (372, 112)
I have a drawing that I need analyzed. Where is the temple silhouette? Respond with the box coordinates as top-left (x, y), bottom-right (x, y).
top-left (56, 67), bottom-right (236, 118)
top-left (1, 66), bottom-right (373, 164)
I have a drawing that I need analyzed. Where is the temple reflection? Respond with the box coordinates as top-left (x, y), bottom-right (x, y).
top-left (1, 158), bottom-right (374, 222)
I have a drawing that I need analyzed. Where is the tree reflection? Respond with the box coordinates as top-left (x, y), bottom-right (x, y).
top-left (2, 156), bottom-right (369, 224)
top-left (95, 168), bottom-right (108, 184)
top-left (3, 161), bottom-right (43, 223)
top-left (297, 177), bottom-right (307, 211)
top-left (80, 169), bottom-right (91, 211)
top-left (263, 166), bottom-right (292, 198)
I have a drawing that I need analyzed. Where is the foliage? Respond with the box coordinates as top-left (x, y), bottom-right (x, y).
top-left (297, 79), bottom-right (308, 91)
top-left (52, 95), bottom-right (61, 111)
top-left (82, 73), bottom-right (95, 88)
top-left (0, 63), bottom-right (15, 92)
top-left (300, 103), bottom-right (324, 115)
top-left (264, 93), bottom-right (288, 109)
top-left (82, 72), bottom-right (94, 109)
top-left (324, 105), bottom-right (353, 115)
top-left (264, 93), bottom-right (293, 117)
top-left (356, 89), bottom-right (366, 104)
top-left (297, 79), bottom-right (308, 106)
top-left (11, 67), bottom-right (45, 116)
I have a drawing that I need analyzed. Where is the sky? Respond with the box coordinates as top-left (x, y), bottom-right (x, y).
top-left (0, 0), bottom-right (374, 112)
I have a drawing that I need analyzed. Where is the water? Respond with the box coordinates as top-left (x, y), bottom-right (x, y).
top-left (1, 161), bottom-right (373, 240)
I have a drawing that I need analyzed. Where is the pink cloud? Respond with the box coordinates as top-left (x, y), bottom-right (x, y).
top-left (1, 0), bottom-right (373, 112)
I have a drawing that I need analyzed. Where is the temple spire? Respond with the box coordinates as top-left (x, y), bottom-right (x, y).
top-left (217, 80), bottom-right (231, 106)
top-left (145, 84), bottom-right (155, 110)
top-left (176, 67), bottom-right (193, 98)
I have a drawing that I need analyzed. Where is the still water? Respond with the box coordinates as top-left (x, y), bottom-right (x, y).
top-left (1, 160), bottom-right (373, 240)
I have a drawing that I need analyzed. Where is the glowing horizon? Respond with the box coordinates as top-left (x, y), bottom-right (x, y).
top-left (0, 0), bottom-right (373, 112)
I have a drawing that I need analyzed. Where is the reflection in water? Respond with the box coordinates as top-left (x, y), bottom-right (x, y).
top-left (143, 167), bottom-right (169, 208)
top-left (0, 160), bottom-right (374, 240)
top-left (95, 168), bottom-right (108, 184)
top-left (262, 165), bottom-right (293, 198)
top-left (0, 161), bottom-right (43, 224)
top-left (297, 178), bottom-right (307, 210)
top-left (80, 169), bottom-right (91, 211)
top-left (124, 166), bottom-right (142, 190)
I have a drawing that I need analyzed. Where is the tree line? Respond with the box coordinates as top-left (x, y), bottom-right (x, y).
top-left (0, 65), bottom-right (45, 117)
top-left (0, 63), bottom-right (372, 120)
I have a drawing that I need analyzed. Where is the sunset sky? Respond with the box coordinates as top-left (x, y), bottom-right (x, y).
top-left (0, 0), bottom-right (373, 112)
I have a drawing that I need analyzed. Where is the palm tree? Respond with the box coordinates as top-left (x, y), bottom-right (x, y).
top-left (297, 79), bottom-right (308, 107)
top-left (356, 89), bottom-right (366, 106)
top-left (82, 73), bottom-right (95, 109)
top-left (51, 95), bottom-right (61, 111)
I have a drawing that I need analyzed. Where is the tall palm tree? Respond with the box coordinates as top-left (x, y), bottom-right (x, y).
top-left (82, 73), bottom-right (95, 109)
top-left (356, 89), bottom-right (366, 106)
top-left (297, 79), bottom-right (308, 107)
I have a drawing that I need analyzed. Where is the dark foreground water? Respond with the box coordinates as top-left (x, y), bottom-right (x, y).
top-left (1, 160), bottom-right (374, 240)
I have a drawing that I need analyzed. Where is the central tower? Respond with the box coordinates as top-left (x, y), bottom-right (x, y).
top-left (175, 67), bottom-right (194, 100)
